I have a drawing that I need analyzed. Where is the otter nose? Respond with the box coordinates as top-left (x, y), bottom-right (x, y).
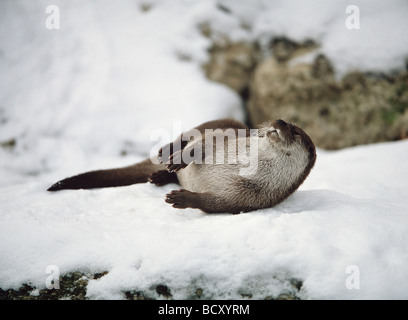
top-left (276, 119), bottom-right (287, 126)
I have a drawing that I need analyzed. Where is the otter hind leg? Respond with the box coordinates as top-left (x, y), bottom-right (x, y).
top-left (165, 189), bottom-right (196, 209)
top-left (165, 189), bottom-right (245, 214)
top-left (148, 170), bottom-right (178, 186)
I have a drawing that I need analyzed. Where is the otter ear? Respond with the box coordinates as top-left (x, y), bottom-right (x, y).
top-left (291, 126), bottom-right (301, 136)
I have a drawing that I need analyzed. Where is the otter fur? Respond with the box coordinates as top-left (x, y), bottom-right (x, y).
top-left (47, 119), bottom-right (316, 214)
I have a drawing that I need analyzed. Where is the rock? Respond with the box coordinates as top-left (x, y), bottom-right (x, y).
top-left (0, 271), bottom-right (305, 300)
top-left (312, 54), bottom-right (334, 79)
top-left (289, 278), bottom-right (303, 291)
top-left (124, 290), bottom-right (153, 300)
top-left (0, 138), bottom-right (16, 150)
top-left (203, 41), bottom-right (259, 97)
top-left (247, 52), bottom-right (408, 149)
top-left (240, 293), bottom-right (253, 299)
top-left (276, 293), bottom-right (300, 300)
top-left (195, 288), bottom-right (203, 299)
top-left (270, 37), bottom-right (317, 63)
top-left (156, 284), bottom-right (172, 299)
top-left (203, 34), bottom-right (408, 149)
top-left (0, 270), bottom-right (109, 300)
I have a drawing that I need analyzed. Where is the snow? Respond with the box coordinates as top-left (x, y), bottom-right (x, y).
top-left (1, 141), bottom-right (408, 299)
top-left (1, 0), bottom-right (408, 300)
top-left (239, 0), bottom-right (408, 76)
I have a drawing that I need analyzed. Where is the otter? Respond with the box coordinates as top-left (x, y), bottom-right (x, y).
top-left (47, 119), bottom-right (316, 214)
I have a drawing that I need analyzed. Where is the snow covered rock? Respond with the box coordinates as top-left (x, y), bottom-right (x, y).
top-left (247, 52), bottom-right (408, 149)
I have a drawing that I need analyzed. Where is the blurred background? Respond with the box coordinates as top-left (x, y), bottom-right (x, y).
top-left (1, 0), bottom-right (407, 187)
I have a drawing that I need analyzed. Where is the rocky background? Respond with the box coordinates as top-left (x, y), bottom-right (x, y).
top-left (204, 35), bottom-right (408, 150)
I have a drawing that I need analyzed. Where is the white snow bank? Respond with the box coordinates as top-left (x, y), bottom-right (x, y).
top-left (1, 0), bottom-right (408, 300)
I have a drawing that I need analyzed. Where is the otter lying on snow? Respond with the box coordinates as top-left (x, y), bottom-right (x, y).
top-left (48, 119), bottom-right (316, 214)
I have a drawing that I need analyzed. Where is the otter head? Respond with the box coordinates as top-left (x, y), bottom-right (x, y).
top-left (261, 119), bottom-right (316, 165)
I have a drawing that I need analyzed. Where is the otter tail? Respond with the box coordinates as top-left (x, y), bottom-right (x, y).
top-left (47, 158), bottom-right (164, 191)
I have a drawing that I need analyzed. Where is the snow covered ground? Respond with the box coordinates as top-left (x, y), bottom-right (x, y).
top-left (1, 0), bottom-right (407, 299)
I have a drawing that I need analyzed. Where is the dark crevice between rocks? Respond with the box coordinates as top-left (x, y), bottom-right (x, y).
top-left (270, 37), bottom-right (318, 63)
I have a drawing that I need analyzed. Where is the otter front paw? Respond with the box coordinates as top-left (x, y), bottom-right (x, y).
top-left (165, 189), bottom-right (195, 209)
top-left (148, 170), bottom-right (178, 186)
top-left (165, 150), bottom-right (188, 173)
top-left (158, 140), bottom-right (188, 164)
top-left (158, 142), bottom-right (173, 164)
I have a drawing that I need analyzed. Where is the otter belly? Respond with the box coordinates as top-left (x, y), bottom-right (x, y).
top-left (177, 163), bottom-right (239, 194)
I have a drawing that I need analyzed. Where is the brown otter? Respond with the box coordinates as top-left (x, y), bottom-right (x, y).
top-left (47, 119), bottom-right (316, 214)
